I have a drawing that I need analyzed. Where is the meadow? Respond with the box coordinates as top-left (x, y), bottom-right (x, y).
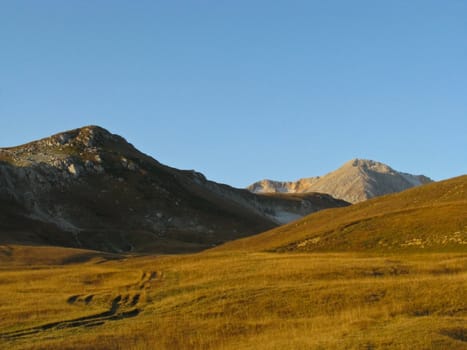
top-left (0, 245), bottom-right (465, 349)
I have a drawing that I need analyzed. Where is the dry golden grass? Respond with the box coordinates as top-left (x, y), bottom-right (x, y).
top-left (0, 245), bottom-right (466, 349)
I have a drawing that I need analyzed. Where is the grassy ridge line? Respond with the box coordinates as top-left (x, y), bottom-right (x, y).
top-left (214, 175), bottom-right (467, 252)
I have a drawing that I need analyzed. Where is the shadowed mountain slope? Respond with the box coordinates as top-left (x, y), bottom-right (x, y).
top-left (217, 175), bottom-right (467, 253)
top-left (248, 159), bottom-right (433, 203)
top-left (0, 126), bottom-right (348, 253)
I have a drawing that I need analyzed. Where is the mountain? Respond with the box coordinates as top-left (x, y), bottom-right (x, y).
top-left (0, 126), bottom-right (348, 253)
top-left (248, 159), bottom-right (433, 203)
top-left (217, 175), bottom-right (467, 253)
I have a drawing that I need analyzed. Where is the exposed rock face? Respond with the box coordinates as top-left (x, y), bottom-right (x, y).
top-left (0, 126), bottom-right (348, 253)
top-left (248, 159), bottom-right (433, 203)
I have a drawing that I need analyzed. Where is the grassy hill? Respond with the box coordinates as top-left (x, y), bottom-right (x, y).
top-left (216, 175), bottom-right (467, 253)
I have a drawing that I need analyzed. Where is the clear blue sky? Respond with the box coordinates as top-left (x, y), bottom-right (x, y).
top-left (1, 1), bottom-right (466, 187)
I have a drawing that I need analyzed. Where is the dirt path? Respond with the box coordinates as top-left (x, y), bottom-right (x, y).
top-left (0, 270), bottom-right (158, 341)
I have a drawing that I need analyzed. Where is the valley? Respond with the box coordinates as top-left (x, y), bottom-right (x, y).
top-left (0, 247), bottom-right (465, 349)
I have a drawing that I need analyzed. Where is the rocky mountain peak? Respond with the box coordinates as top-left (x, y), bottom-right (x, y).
top-left (248, 159), bottom-right (433, 203)
top-left (345, 158), bottom-right (394, 173)
top-left (0, 126), bottom-right (143, 178)
top-left (40, 125), bottom-right (129, 152)
top-left (52, 125), bottom-right (112, 147)
top-left (2, 126), bottom-right (130, 157)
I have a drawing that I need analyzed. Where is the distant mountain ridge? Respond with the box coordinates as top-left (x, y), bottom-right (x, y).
top-left (248, 159), bottom-right (433, 203)
top-left (0, 126), bottom-right (348, 253)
